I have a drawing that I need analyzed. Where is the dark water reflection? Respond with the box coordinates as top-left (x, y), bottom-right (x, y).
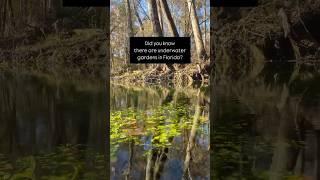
top-left (0, 72), bottom-right (107, 179)
top-left (213, 63), bottom-right (320, 180)
top-left (111, 85), bottom-right (210, 180)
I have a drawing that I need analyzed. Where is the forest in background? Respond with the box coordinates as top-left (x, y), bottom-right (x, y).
top-left (0, 0), bottom-right (109, 82)
top-left (111, 0), bottom-right (210, 86)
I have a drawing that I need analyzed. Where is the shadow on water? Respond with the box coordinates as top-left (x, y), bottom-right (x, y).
top-left (213, 61), bottom-right (320, 179)
top-left (111, 84), bottom-right (210, 180)
top-left (0, 72), bottom-right (108, 179)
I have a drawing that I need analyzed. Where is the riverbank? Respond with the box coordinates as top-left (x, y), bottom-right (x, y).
top-left (213, 0), bottom-right (320, 81)
top-left (0, 29), bottom-right (108, 83)
top-left (111, 62), bottom-right (211, 87)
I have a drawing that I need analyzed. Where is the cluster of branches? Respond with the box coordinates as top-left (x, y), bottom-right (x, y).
top-left (0, 0), bottom-right (108, 38)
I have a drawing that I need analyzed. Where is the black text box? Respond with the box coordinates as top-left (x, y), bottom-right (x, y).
top-left (130, 37), bottom-right (191, 64)
top-left (63, 0), bottom-right (109, 7)
top-left (211, 0), bottom-right (258, 7)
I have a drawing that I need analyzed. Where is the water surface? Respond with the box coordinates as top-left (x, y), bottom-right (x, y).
top-left (212, 62), bottom-right (320, 179)
top-left (0, 72), bottom-right (107, 179)
top-left (111, 84), bottom-right (210, 180)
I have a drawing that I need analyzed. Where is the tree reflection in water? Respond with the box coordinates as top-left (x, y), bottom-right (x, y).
top-left (212, 63), bottom-right (320, 179)
top-left (0, 72), bottom-right (108, 179)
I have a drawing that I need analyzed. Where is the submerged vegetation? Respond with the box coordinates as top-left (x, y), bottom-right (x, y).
top-left (0, 145), bottom-right (107, 179)
top-left (111, 104), bottom-right (207, 147)
top-left (111, 85), bottom-right (209, 179)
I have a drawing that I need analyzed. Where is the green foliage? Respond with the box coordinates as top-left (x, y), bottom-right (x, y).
top-left (111, 103), bottom-right (206, 150)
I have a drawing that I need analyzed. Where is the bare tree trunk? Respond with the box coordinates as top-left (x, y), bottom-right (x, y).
top-left (7, 0), bottom-right (14, 24)
top-left (2, 0), bottom-right (8, 37)
top-left (48, 0), bottom-right (51, 9)
top-left (147, 0), bottom-right (163, 37)
top-left (125, 0), bottom-right (134, 37)
top-left (184, 1), bottom-right (189, 36)
top-left (147, 0), bottom-right (176, 72)
top-left (159, 0), bottom-right (179, 37)
top-left (0, 0), bottom-right (5, 36)
top-left (187, 0), bottom-right (207, 60)
top-left (156, 0), bottom-right (163, 32)
top-left (204, 0), bottom-right (207, 47)
top-left (44, 0), bottom-right (48, 20)
top-left (133, 0), bottom-right (144, 34)
top-left (19, 0), bottom-right (22, 20)
top-left (125, 0), bottom-right (134, 64)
